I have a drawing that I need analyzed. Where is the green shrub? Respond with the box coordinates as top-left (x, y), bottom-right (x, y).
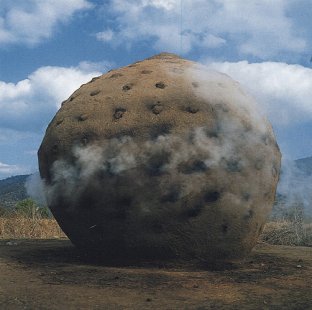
top-left (13, 198), bottom-right (52, 219)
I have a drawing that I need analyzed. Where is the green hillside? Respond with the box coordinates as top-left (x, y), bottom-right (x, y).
top-left (0, 175), bottom-right (30, 208)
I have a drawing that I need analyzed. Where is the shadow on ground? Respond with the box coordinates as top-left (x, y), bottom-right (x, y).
top-left (0, 239), bottom-right (311, 309)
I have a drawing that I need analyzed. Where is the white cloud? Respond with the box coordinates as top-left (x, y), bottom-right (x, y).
top-left (0, 162), bottom-right (22, 175)
top-left (96, 29), bottom-right (114, 42)
top-left (97, 0), bottom-right (307, 58)
top-left (0, 0), bottom-right (92, 45)
top-left (206, 60), bottom-right (312, 126)
top-left (0, 63), bottom-right (104, 132)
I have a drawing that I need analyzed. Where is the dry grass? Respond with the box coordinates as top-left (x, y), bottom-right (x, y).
top-left (0, 214), bottom-right (66, 239)
top-left (1, 207), bottom-right (312, 247)
top-left (261, 221), bottom-right (312, 247)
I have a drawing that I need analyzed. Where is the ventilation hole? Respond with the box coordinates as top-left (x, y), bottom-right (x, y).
top-left (178, 160), bottom-right (208, 174)
top-left (141, 70), bottom-right (153, 74)
top-left (261, 134), bottom-right (270, 145)
top-left (226, 159), bottom-right (242, 172)
top-left (78, 132), bottom-right (98, 146)
top-left (186, 204), bottom-right (203, 218)
top-left (113, 108), bottom-right (126, 120)
top-left (192, 82), bottom-right (199, 88)
top-left (242, 193), bottom-right (251, 201)
top-left (90, 76), bottom-right (100, 82)
top-left (146, 151), bottom-right (171, 177)
top-left (160, 186), bottom-right (180, 203)
top-left (81, 137), bottom-right (88, 146)
top-left (149, 123), bottom-right (173, 139)
top-left (255, 159), bottom-right (264, 170)
top-left (221, 224), bottom-right (228, 234)
top-left (203, 191), bottom-right (220, 203)
top-left (244, 209), bottom-right (254, 220)
top-left (77, 114), bottom-right (88, 122)
top-left (155, 82), bottom-right (166, 89)
top-left (51, 145), bottom-right (58, 154)
top-left (122, 84), bottom-right (133, 91)
top-left (90, 90), bottom-right (101, 96)
top-left (109, 73), bottom-right (123, 79)
top-left (151, 104), bottom-right (163, 115)
top-left (272, 165), bottom-right (278, 177)
top-left (205, 124), bottom-right (221, 138)
top-left (69, 97), bottom-right (74, 102)
top-left (56, 119), bottom-right (63, 126)
top-left (186, 106), bottom-right (199, 114)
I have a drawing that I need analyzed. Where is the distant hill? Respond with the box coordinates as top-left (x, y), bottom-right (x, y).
top-left (295, 156), bottom-right (312, 175)
top-left (0, 175), bottom-right (30, 208)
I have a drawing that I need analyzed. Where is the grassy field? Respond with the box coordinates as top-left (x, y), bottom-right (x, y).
top-left (1, 199), bottom-right (312, 246)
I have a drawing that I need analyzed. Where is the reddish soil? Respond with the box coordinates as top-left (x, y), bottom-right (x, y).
top-left (0, 239), bottom-right (311, 309)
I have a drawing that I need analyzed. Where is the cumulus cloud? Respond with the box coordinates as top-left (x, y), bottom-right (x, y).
top-left (96, 0), bottom-right (306, 58)
top-left (0, 62), bottom-right (105, 132)
top-left (0, 0), bottom-right (92, 45)
top-left (0, 162), bottom-right (23, 177)
top-left (206, 61), bottom-right (312, 126)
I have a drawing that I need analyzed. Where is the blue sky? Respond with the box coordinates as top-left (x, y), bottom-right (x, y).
top-left (1, 0), bottom-right (312, 179)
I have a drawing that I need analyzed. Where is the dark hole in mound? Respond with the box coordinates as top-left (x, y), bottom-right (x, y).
top-left (205, 124), bottom-right (221, 138)
top-left (226, 159), bottom-right (242, 172)
top-left (141, 70), bottom-right (153, 74)
top-left (51, 145), bottom-right (58, 154)
top-left (56, 119), bottom-right (63, 126)
top-left (78, 132), bottom-right (99, 146)
top-left (90, 90), bottom-right (101, 96)
top-left (160, 186), bottom-right (180, 203)
top-left (242, 193), bottom-right (251, 201)
top-left (146, 151), bottom-right (171, 176)
top-left (122, 84), bottom-right (133, 91)
top-left (204, 191), bottom-right (220, 203)
top-left (149, 123), bottom-right (173, 139)
top-left (90, 76), bottom-right (100, 82)
top-left (178, 160), bottom-right (208, 174)
top-left (222, 224), bottom-right (229, 234)
top-left (192, 82), bottom-right (199, 88)
top-left (186, 106), bottom-right (199, 114)
top-left (255, 159), bottom-right (264, 170)
top-left (186, 204), bottom-right (204, 218)
top-left (244, 209), bottom-right (254, 220)
top-left (261, 134), bottom-right (271, 145)
top-left (113, 108), bottom-right (127, 120)
top-left (155, 82), bottom-right (166, 89)
top-left (77, 114), bottom-right (88, 121)
top-left (109, 73), bottom-right (123, 79)
top-left (151, 104), bottom-right (163, 114)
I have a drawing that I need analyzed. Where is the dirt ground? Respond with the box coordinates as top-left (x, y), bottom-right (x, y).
top-left (0, 239), bottom-right (311, 310)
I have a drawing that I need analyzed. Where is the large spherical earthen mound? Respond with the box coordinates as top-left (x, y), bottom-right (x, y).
top-left (38, 53), bottom-right (281, 261)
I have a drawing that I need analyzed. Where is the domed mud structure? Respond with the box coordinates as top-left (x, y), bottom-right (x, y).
top-left (38, 53), bottom-right (281, 261)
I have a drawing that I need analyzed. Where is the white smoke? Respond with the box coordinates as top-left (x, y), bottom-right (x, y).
top-left (25, 172), bottom-right (47, 206)
top-left (275, 158), bottom-right (312, 218)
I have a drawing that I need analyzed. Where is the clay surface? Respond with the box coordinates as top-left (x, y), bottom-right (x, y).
top-left (1, 240), bottom-right (311, 309)
top-left (38, 53), bottom-right (281, 261)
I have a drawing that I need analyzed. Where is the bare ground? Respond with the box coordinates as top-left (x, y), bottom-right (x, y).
top-left (0, 239), bottom-right (311, 310)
